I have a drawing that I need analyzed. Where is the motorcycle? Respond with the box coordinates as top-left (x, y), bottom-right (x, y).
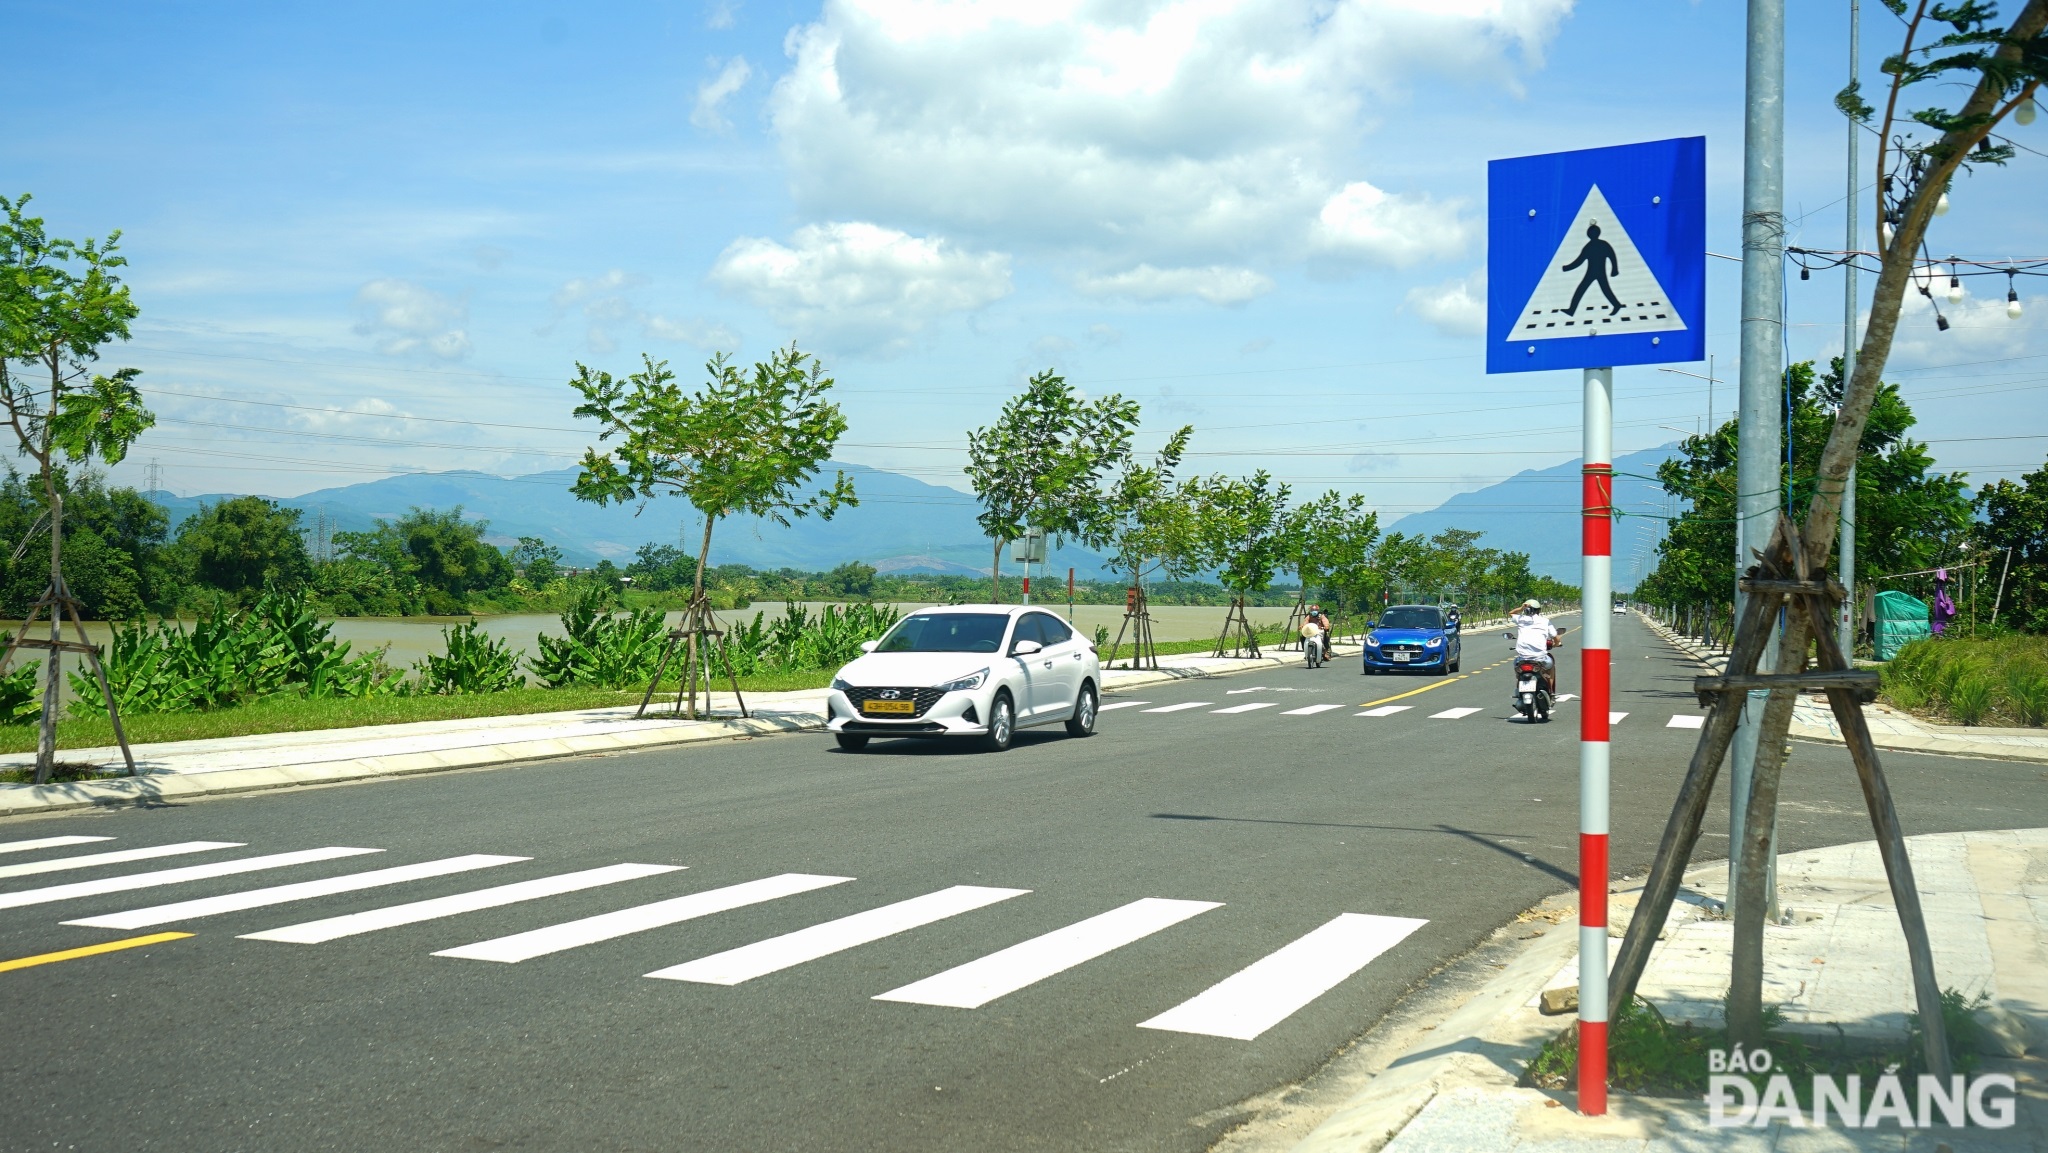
top-left (1304, 629), bottom-right (1325, 669)
top-left (1513, 657), bottom-right (1551, 722)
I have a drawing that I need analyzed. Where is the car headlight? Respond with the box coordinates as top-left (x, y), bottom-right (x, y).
top-left (1426, 636), bottom-right (1444, 647)
top-left (1364, 633), bottom-right (1381, 647)
top-left (936, 668), bottom-right (988, 693)
top-left (831, 677), bottom-right (854, 692)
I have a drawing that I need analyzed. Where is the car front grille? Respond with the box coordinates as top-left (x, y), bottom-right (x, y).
top-left (1380, 644), bottom-right (1426, 655)
top-left (847, 686), bottom-right (949, 719)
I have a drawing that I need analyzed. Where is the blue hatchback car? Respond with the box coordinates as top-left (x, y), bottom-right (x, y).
top-left (1361, 604), bottom-right (1461, 675)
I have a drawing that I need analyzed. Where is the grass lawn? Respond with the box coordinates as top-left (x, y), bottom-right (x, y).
top-left (0, 668), bottom-right (837, 759)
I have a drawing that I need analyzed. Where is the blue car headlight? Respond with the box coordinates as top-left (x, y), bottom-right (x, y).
top-left (1426, 636), bottom-right (1444, 648)
top-left (936, 668), bottom-right (988, 693)
top-left (1364, 633), bottom-right (1381, 647)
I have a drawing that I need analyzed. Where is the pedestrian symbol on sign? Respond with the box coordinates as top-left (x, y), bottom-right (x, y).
top-left (1507, 184), bottom-right (1686, 342)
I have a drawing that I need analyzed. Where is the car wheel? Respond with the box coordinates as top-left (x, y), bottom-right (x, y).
top-left (1450, 653), bottom-right (1461, 673)
top-left (834, 733), bottom-right (870, 751)
top-left (981, 691), bottom-right (1016, 752)
top-left (1065, 682), bottom-right (1098, 737)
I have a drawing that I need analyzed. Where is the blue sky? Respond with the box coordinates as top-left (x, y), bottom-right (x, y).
top-left (7, 0), bottom-right (2044, 566)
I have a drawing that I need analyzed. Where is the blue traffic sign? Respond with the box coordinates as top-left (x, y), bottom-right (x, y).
top-left (1486, 137), bottom-right (1705, 374)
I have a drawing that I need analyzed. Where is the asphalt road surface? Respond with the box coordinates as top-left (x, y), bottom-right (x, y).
top-left (3, 614), bottom-right (2043, 1153)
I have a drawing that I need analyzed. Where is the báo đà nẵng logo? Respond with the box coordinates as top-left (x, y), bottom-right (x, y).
top-left (1706, 1046), bottom-right (2015, 1130)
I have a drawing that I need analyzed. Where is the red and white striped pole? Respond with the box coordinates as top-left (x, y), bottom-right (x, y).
top-left (1578, 365), bottom-right (1614, 1115)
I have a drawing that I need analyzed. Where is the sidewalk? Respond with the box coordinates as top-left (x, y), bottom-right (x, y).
top-left (1641, 612), bottom-right (2048, 765)
top-left (0, 634), bottom-right (1387, 818)
top-left (1278, 829), bottom-right (2048, 1153)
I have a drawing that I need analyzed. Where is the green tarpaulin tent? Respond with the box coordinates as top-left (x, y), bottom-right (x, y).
top-left (1873, 589), bottom-right (1931, 661)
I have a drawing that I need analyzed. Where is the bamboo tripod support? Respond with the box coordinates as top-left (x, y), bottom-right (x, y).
top-left (1602, 516), bottom-right (1950, 1078)
top-left (1107, 586), bottom-right (1160, 671)
top-left (1213, 595), bottom-right (1261, 659)
top-left (1283, 592), bottom-right (1307, 653)
top-left (636, 594), bottom-right (750, 722)
top-left (0, 573), bottom-right (137, 781)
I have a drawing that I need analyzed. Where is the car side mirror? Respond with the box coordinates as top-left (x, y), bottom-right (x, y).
top-left (860, 640), bottom-right (879, 653)
top-left (1011, 639), bottom-right (1043, 657)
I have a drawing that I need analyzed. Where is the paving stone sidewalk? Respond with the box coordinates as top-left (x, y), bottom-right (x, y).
top-left (1285, 829), bottom-right (2048, 1153)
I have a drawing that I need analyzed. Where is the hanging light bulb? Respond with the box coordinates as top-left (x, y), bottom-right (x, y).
top-left (1935, 191), bottom-right (1951, 215)
top-left (1948, 269), bottom-right (1965, 302)
top-left (1936, 313), bottom-right (1951, 331)
top-left (2011, 273), bottom-right (2025, 319)
top-left (1880, 220), bottom-right (1895, 248)
top-left (2018, 97), bottom-right (2038, 127)
top-left (1800, 266), bottom-right (1810, 281)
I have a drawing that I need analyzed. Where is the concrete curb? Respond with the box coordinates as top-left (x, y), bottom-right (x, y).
top-left (1636, 611), bottom-right (2048, 765)
top-left (0, 710), bottom-right (822, 819)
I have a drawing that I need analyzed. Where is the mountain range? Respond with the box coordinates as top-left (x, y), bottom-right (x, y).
top-left (150, 446), bottom-right (1680, 585)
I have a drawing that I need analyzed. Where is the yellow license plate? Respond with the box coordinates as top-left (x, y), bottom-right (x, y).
top-left (863, 699), bottom-right (916, 714)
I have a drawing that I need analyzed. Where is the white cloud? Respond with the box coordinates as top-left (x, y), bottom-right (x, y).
top-left (1314, 181), bottom-right (1471, 265)
top-left (1085, 323), bottom-right (1123, 347)
top-left (352, 279), bottom-right (470, 360)
top-left (1885, 282), bottom-right (2044, 367)
top-left (1404, 267), bottom-right (1487, 337)
top-left (548, 269), bottom-right (739, 353)
top-left (1076, 264), bottom-right (1273, 306)
top-left (692, 57), bottom-right (753, 132)
top-left (709, 221), bottom-right (1012, 353)
top-left (763, 0), bottom-right (1563, 272)
top-left (706, 0), bottom-right (739, 29)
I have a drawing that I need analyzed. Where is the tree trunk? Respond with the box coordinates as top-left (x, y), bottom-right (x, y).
top-left (991, 538), bottom-right (1002, 604)
top-left (685, 516), bottom-right (717, 720)
top-left (34, 349), bottom-right (62, 786)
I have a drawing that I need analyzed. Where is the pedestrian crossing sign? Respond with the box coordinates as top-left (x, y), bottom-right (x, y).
top-left (1486, 137), bottom-right (1705, 374)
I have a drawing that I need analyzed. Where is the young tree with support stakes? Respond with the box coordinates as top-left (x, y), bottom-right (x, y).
top-left (1607, 0), bottom-right (2046, 1076)
top-left (1082, 424), bottom-right (1199, 668)
top-left (1284, 490), bottom-right (1381, 640)
top-left (964, 371), bottom-right (1139, 602)
top-left (1187, 471), bottom-right (1292, 657)
top-left (569, 346), bottom-right (854, 719)
top-left (0, 194), bottom-right (155, 784)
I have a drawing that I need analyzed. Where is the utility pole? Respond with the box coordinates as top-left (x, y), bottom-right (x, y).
top-left (1732, 0), bottom-right (1785, 923)
top-left (1839, 0), bottom-right (1861, 661)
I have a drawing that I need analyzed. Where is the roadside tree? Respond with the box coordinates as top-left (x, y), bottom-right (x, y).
top-left (0, 194), bottom-right (156, 781)
top-left (1186, 470), bottom-right (1292, 656)
top-left (510, 536), bottom-right (563, 587)
top-left (174, 496), bottom-right (313, 599)
top-left (965, 370), bottom-right (1139, 602)
top-left (1284, 489), bottom-right (1380, 632)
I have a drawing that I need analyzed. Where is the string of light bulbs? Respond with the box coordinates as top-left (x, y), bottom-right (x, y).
top-left (1785, 246), bottom-right (2039, 323)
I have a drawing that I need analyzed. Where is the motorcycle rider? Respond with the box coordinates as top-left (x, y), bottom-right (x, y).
top-left (1305, 603), bottom-right (1333, 661)
top-left (1509, 599), bottom-right (1566, 695)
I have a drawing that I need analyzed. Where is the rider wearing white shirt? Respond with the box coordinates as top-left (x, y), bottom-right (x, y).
top-left (1510, 600), bottom-right (1564, 691)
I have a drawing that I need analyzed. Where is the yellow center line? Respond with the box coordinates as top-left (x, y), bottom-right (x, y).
top-left (1359, 675), bottom-right (1473, 709)
top-left (0, 932), bottom-right (193, 974)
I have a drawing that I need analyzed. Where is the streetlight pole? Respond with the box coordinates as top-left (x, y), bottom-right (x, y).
top-left (1655, 360), bottom-right (1720, 435)
top-left (1840, 0), bottom-right (1861, 660)
top-left (1733, 0), bottom-right (1786, 924)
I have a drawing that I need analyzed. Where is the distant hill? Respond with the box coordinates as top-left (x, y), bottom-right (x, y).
top-left (1387, 445), bottom-right (1679, 587)
top-left (151, 463), bottom-right (1116, 577)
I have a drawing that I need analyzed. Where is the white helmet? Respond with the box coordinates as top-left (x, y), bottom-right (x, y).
top-left (1522, 599), bottom-right (1542, 612)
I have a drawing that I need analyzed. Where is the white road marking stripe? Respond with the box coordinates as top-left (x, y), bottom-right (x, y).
top-left (64, 854), bottom-right (527, 930)
top-left (1096, 701), bottom-right (1149, 712)
top-left (1666, 714), bottom-right (1706, 729)
top-left (0, 835), bottom-right (113, 856)
top-left (241, 863), bottom-right (684, 944)
top-left (0, 841), bottom-right (243, 880)
top-left (1137, 913), bottom-right (1428, 1040)
top-left (1212, 702), bottom-right (1276, 714)
top-left (435, 873), bottom-right (854, 963)
top-left (647, 884), bottom-right (1030, 986)
top-left (1141, 702), bottom-right (1212, 713)
top-left (0, 847), bottom-right (382, 912)
top-left (1553, 694), bottom-right (1577, 702)
top-left (1608, 712), bottom-right (1629, 725)
top-left (1356, 705), bottom-right (1413, 717)
top-left (1281, 704), bottom-right (1343, 716)
top-left (1429, 707), bottom-right (1484, 719)
top-left (874, 898), bottom-right (1221, 1009)
top-left (1224, 687), bottom-right (1267, 695)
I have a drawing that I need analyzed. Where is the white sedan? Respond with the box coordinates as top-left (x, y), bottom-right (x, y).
top-left (826, 604), bottom-right (1101, 752)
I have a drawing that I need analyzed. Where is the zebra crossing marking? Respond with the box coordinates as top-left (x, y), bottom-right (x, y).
top-left (1609, 712), bottom-right (1629, 725)
top-left (1141, 702), bottom-right (1212, 713)
top-left (1554, 694), bottom-right (1577, 702)
top-left (1212, 702), bottom-right (1276, 714)
top-left (1096, 701), bottom-right (1149, 712)
top-left (1429, 707), bottom-right (1484, 720)
top-left (1357, 705), bottom-right (1413, 717)
top-left (646, 884), bottom-right (1030, 986)
top-left (242, 863), bottom-right (684, 944)
top-left (1224, 687), bottom-right (1267, 695)
top-left (1280, 704), bottom-right (1343, 716)
top-left (435, 873), bottom-right (854, 963)
top-left (874, 897), bottom-right (1221, 1009)
top-left (1137, 912), bottom-right (1428, 1040)
top-left (0, 836), bottom-right (113, 857)
top-left (0, 847), bottom-right (383, 912)
top-left (1667, 714), bottom-right (1705, 729)
top-left (0, 841), bottom-right (242, 881)
top-left (65, 854), bottom-right (528, 930)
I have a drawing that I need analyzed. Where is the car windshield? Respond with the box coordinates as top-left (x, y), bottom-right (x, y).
top-left (874, 613), bottom-right (1010, 654)
top-left (1378, 607), bottom-right (1443, 630)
